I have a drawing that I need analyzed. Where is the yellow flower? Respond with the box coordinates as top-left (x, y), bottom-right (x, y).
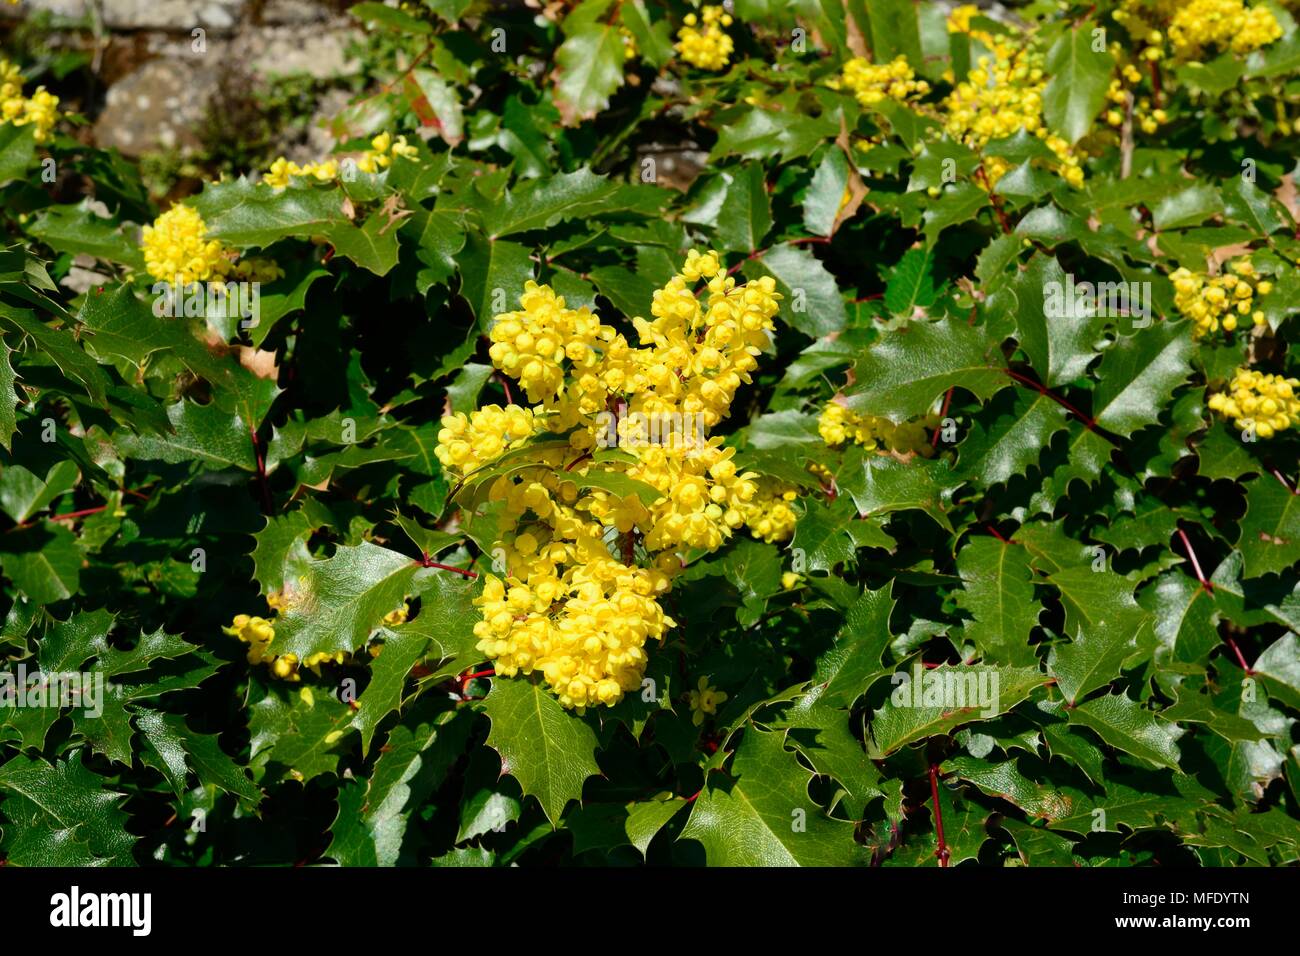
top-left (819, 401), bottom-right (935, 456)
top-left (141, 205), bottom-right (231, 285)
top-left (1171, 258), bottom-right (1268, 338)
top-left (781, 571), bottom-right (803, 590)
top-left (688, 677), bottom-right (728, 725)
top-left (675, 5), bottom-right (734, 71)
top-left (1207, 368), bottom-right (1300, 439)
top-left (839, 55), bottom-right (930, 107)
top-left (0, 57), bottom-right (61, 142)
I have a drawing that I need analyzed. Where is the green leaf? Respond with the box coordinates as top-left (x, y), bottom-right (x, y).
top-left (0, 521), bottom-right (82, 605)
top-left (869, 664), bottom-right (1051, 755)
top-left (136, 709), bottom-right (261, 805)
top-left (710, 108), bottom-right (841, 162)
top-left (0, 302), bottom-right (111, 407)
top-left (620, 0), bottom-right (674, 67)
top-left (455, 231), bottom-right (534, 326)
top-left (0, 341), bottom-right (14, 452)
top-left (883, 246), bottom-right (937, 317)
top-left (553, 8), bottom-right (626, 125)
top-left (791, 496), bottom-right (891, 572)
top-left (1152, 184), bottom-right (1226, 231)
top-left (1253, 632), bottom-right (1300, 712)
top-left (802, 150), bottom-right (850, 238)
top-left (0, 750), bottom-right (135, 865)
top-left (846, 316), bottom-right (1007, 423)
top-left (1042, 24), bottom-right (1114, 143)
top-left (115, 398), bottom-right (259, 471)
top-left (957, 389), bottom-right (1069, 488)
top-left (746, 242), bottom-right (847, 338)
top-left (836, 449), bottom-right (957, 531)
top-left (1014, 254), bottom-right (1103, 388)
top-left (1090, 321), bottom-right (1194, 436)
top-left (269, 541), bottom-right (423, 660)
top-left (685, 164), bottom-right (772, 253)
top-left (0, 122), bottom-right (36, 186)
top-left (249, 684), bottom-right (356, 781)
top-left (484, 169), bottom-right (623, 238)
top-left (1237, 475), bottom-right (1300, 579)
top-left (680, 726), bottom-right (865, 865)
top-left (953, 536), bottom-right (1042, 666)
top-left (481, 676), bottom-right (602, 826)
top-left (328, 706), bottom-right (474, 865)
top-left (1067, 693), bottom-right (1183, 771)
top-left (810, 585), bottom-right (895, 708)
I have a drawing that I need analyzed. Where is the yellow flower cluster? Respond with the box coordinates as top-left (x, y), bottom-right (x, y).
top-left (141, 205), bottom-right (231, 285)
top-left (488, 283), bottom-right (608, 403)
top-left (1166, 0), bottom-right (1281, 59)
top-left (433, 404), bottom-right (536, 476)
top-left (1103, 63), bottom-right (1167, 135)
top-left (943, 42), bottom-right (1085, 188)
top-left (840, 55), bottom-right (931, 107)
top-left (141, 204), bottom-right (284, 286)
top-left (688, 677), bottom-right (727, 725)
top-left (439, 251), bottom-right (788, 710)
top-left (819, 401), bottom-right (935, 456)
top-left (263, 132), bottom-right (418, 188)
top-left (1, 58), bottom-right (60, 143)
top-left (739, 482), bottom-right (799, 544)
top-left (1208, 368), bottom-right (1300, 438)
top-left (1114, 0), bottom-right (1281, 63)
top-left (1171, 259), bottom-right (1270, 337)
top-left (675, 6), bottom-right (734, 71)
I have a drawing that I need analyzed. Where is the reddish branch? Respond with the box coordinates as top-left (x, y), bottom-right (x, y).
top-left (248, 423), bottom-right (273, 513)
top-left (1003, 367), bottom-right (1108, 438)
top-left (929, 764), bottom-right (950, 868)
top-left (418, 552), bottom-right (478, 578)
top-left (1175, 528), bottom-right (1212, 594)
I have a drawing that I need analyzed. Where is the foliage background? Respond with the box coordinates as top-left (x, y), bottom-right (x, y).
top-left (0, 0), bottom-right (1299, 866)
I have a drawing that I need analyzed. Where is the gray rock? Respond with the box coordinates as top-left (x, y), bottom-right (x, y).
top-left (93, 58), bottom-right (219, 156)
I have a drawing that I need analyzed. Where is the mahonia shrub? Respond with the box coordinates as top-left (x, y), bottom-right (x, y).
top-left (0, 0), bottom-right (1298, 868)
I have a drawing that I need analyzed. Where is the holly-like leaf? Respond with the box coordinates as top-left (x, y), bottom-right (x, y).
top-left (869, 665), bottom-right (1051, 755)
top-left (1067, 692), bottom-right (1183, 770)
top-left (1042, 24), bottom-right (1114, 143)
top-left (1237, 475), bottom-right (1300, 580)
top-left (480, 676), bottom-right (602, 826)
top-left (953, 536), bottom-right (1042, 666)
top-left (846, 316), bottom-right (1007, 423)
top-left (680, 726), bottom-right (865, 865)
top-left (268, 542), bottom-right (423, 659)
top-left (1090, 321), bottom-right (1194, 436)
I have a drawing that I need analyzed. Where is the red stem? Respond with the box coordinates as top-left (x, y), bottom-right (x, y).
top-left (1003, 368), bottom-right (1106, 437)
top-left (249, 424), bottom-right (273, 513)
top-left (929, 764), bottom-right (950, 868)
top-left (497, 372), bottom-right (514, 406)
top-left (1175, 527), bottom-right (1212, 594)
top-left (1224, 636), bottom-right (1253, 675)
top-left (419, 554), bottom-right (479, 578)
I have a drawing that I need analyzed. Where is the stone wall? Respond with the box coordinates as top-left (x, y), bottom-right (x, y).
top-left (2, 0), bottom-right (365, 158)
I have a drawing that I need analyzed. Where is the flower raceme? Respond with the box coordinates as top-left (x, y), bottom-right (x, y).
top-left (437, 251), bottom-right (787, 711)
top-left (0, 57), bottom-right (60, 143)
top-left (141, 205), bottom-right (284, 287)
top-left (1208, 368), bottom-right (1300, 439)
top-left (840, 55), bottom-right (930, 107)
top-left (263, 131), bottom-right (418, 188)
top-left (675, 6), bottom-right (735, 71)
top-left (1171, 259), bottom-right (1270, 338)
